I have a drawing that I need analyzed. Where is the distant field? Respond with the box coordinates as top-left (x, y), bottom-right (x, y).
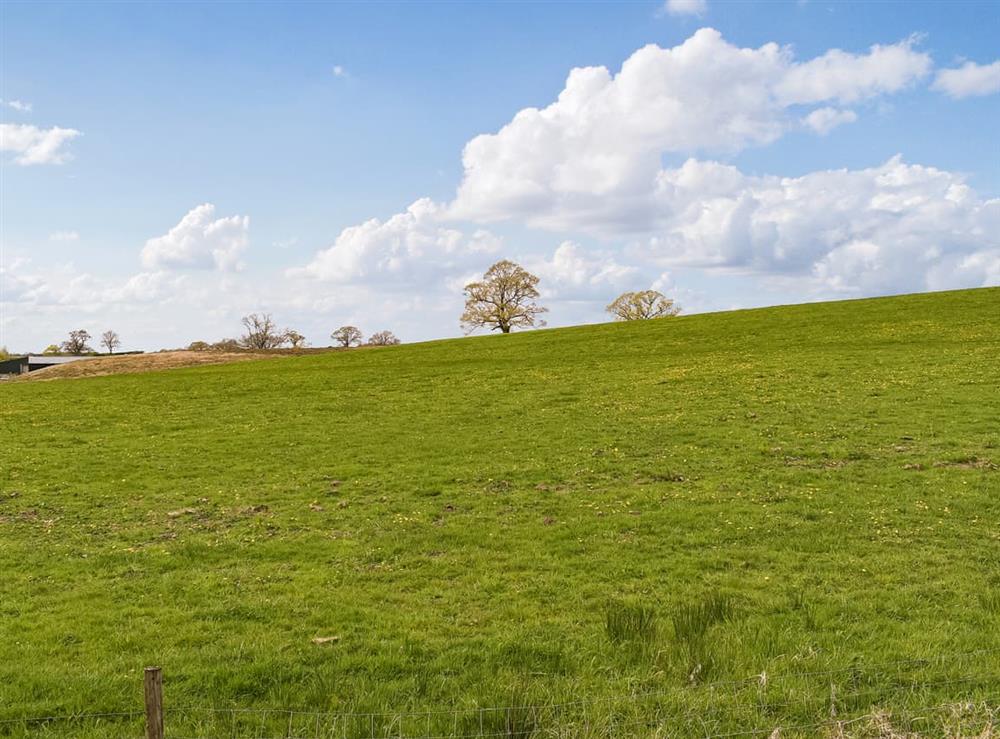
top-left (1, 288), bottom-right (998, 738)
top-left (13, 348), bottom-right (339, 382)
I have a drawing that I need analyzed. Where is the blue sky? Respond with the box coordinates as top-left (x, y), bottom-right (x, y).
top-left (2, 0), bottom-right (998, 351)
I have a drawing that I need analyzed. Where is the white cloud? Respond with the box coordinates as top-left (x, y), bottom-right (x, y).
top-left (642, 155), bottom-right (1000, 294)
top-left (3, 99), bottom-right (33, 113)
top-left (529, 241), bottom-right (637, 300)
top-left (333, 65), bottom-right (349, 78)
top-left (0, 123), bottom-right (81, 165)
top-left (449, 29), bottom-right (929, 228)
top-left (802, 107), bottom-right (858, 134)
top-left (292, 198), bottom-right (501, 284)
top-left (49, 230), bottom-right (80, 242)
top-left (662, 0), bottom-right (707, 17)
top-left (932, 60), bottom-right (1000, 98)
top-left (774, 35), bottom-right (930, 105)
top-left (141, 204), bottom-right (250, 272)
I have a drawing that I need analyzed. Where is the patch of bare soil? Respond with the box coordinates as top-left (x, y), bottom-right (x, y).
top-left (14, 351), bottom-right (282, 382)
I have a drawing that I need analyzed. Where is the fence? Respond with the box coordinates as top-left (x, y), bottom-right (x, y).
top-left (1, 649), bottom-right (998, 738)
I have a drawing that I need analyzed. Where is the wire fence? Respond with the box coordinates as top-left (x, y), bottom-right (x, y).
top-left (2, 648), bottom-right (998, 738)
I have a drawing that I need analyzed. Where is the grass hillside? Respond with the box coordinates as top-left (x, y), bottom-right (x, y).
top-left (1, 288), bottom-right (998, 737)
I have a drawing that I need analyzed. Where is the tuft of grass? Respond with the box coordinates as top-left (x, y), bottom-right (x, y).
top-left (604, 599), bottom-right (657, 645)
top-left (672, 592), bottom-right (735, 646)
top-left (672, 592), bottom-right (736, 681)
top-left (979, 590), bottom-right (1000, 614)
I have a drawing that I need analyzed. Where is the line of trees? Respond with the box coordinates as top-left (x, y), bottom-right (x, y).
top-left (328, 326), bottom-right (400, 347)
top-left (36, 329), bottom-right (124, 356)
top-left (187, 317), bottom-right (402, 353)
top-left (460, 259), bottom-right (681, 334)
top-left (38, 260), bottom-right (678, 358)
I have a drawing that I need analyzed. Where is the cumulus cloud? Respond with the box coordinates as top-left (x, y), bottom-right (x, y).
top-left (292, 198), bottom-right (501, 284)
top-left (434, 28), bottom-right (1000, 296)
top-left (449, 29), bottom-right (930, 228)
top-left (642, 155), bottom-right (1000, 294)
top-left (662, 0), bottom-right (707, 17)
top-left (802, 107), bottom-right (858, 134)
top-left (773, 36), bottom-right (930, 105)
top-left (141, 204), bottom-right (250, 271)
top-left (1, 123), bottom-right (81, 165)
top-left (529, 242), bottom-right (637, 300)
top-left (932, 60), bottom-right (1000, 98)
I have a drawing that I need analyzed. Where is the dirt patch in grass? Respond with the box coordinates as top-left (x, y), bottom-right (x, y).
top-left (933, 456), bottom-right (997, 470)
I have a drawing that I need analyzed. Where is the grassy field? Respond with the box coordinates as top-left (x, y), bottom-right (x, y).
top-left (1, 288), bottom-right (998, 738)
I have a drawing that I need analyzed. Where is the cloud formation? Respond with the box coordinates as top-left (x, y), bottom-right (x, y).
top-left (643, 156), bottom-right (1000, 294)
top-left (449, 29), bottom-right (930, 228)
top-left (802, 107), bottom-right (858, 135)
top-left (141, 204), bottom-right (250, 271)
top-left (1, 123), bottom-right (81, 165)
top-left (293, 198), bottom-right (501, 284)
top-left (932, 60), bottom-right (1000, 98)
top-left (2, 99), bottom-right (33, 113)
top-left (662, 0), bottom-right (707, 17)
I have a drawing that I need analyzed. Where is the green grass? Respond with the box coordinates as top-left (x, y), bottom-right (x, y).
top-left (1, 288), bottom-right (999, 737)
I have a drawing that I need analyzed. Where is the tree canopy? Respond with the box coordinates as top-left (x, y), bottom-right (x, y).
top-left (461, 260), bottom-right (547, 334)
top-left (331, 326), bottom-right (363, 347)
top-left (606, 290), bottom-right (681, 321)
top-left (367, 330), bottom-right (401, 346)
top-left (61, 329), bottom-right (93, 354)
top-left (240, 314), bottom-right (286, 350)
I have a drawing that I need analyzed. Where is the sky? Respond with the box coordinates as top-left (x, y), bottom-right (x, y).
top-left (2, 0), bottom-right (998, 352)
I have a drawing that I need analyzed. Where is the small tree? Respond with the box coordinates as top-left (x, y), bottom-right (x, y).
top-left (240, 314), bottom-right (287, 350)
top-left (331, 326), bottom-right (363, 348)
top-left (367, 330), bottom-right (401, 346)
top-left (101, 330), bottom-right (121, 354)
top-left (188, 341), bottom-right (210, 352)
top-left (42, 344), bottom-right (61, 355)
top-left (461, 260), bottom-right (547, 334)
top-left (284, 329), bottom-right (308, 349)
top-left (61, 329), bottom-right (93, 354)
top-left (212, 338), bottom-right (242, 352)
top-left (606, 290), bottom-right (680, 321)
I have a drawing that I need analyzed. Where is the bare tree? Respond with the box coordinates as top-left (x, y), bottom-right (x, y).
top-left (101, 330), bottom-right (121, 354)
top-left (606, 290), bottom-right (680, 321)
top-left (240, 314), bottom-right (287, 350)
top-left (367, 330), bottom-right (401, 346)
top-left (460, 260), bottom-right (547, 334)
top-left (61, 329), bottom-right (93, 354)
top-left (331, 326), bottom-right (363, 347)
top-left (284, 329), bottom-right (308, 349)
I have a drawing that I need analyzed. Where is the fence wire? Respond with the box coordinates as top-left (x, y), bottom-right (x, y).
top-left (1, 648), bottom-right (998, 738)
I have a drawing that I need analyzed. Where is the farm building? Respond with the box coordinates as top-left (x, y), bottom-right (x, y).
top-left (0, 354), bottom-right (97, 377)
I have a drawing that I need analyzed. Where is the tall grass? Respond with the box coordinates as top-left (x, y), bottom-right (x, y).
top-left (603, 599), bottom-right (657, 646)
top-left (672, 592), bottom-right (736, 681)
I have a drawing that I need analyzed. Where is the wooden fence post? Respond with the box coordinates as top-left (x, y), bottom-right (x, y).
top-left (144, 667), bottom-right (164, 739)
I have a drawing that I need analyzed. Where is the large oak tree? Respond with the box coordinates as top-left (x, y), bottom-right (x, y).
top-left (461, 260), bottom-right (547, 334)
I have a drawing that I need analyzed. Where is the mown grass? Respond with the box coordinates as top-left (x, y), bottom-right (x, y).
top-left (1, 287), bottom-right (998, 737)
